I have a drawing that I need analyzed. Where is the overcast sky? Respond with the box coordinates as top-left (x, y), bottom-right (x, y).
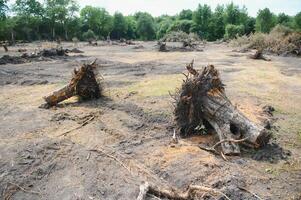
top-left (8, 0), bottom-right (301, 17)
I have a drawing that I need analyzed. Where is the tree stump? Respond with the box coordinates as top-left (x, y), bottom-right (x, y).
top-left (249, 49), bottom-right (271, 61)
top-left (174, 61), bottom-right (270, 155)
top-left (42, 60), bottom-right (102, 108)
top-left (158, 42), bottom-right (168, 52)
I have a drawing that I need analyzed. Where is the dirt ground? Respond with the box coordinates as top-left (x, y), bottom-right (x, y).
top-left (0, 41), bottom-right (300, 200)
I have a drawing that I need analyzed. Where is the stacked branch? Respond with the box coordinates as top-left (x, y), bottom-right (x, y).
top-left (41, 59), bottom-right (102, 108)
top-left (174, 61), bottom-right (270, 155)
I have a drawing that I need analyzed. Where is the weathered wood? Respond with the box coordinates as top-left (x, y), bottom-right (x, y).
top-left (3, 45), bottom-right (8, 52)
top-left (174, 61), bottom-right (270, 155)
top-left (43, 60), bottom-right (102, 108)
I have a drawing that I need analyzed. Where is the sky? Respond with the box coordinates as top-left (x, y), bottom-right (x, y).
top-left (8, 0), bottom-right (301, 17)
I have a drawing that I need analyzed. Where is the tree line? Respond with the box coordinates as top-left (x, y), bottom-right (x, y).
top-left (0, 0), bottom-right (300, 42)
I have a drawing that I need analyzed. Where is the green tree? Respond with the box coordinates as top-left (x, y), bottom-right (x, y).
top-left (80, 6), bottom-right (113, 38)
top-left (277, 13), bottom-right (290, 24)
top-left (13, 0), bottom-right (44, 40)
top-left (0, 0), bottom-right (7, 20)
top-left (193, 4), bottom-right (212, 39)
top-left (208, 4), bottom-right (225, 40)
top-left (256, 8), bottom-right (276, 33)
top-left (125, 16), bottom-right (137, 39)
top-left (245, 17), bottom-right (256, 35)
top-left (136, 12), bottom-right (156, 40)
top-left (111, 12), bottom-right (127, 39)
top-left (168, 19), bottom-right (193, 33)
top-left (156, 18), bottom-right (172, 39)
top-left (45, 0), bottom-right (79, 40)
top-left (224, 3), bottom-right (240, 25)
top-left (178, 9), bottom-right (193, 20)
top-left (294, 12), bottom-right (301, 30)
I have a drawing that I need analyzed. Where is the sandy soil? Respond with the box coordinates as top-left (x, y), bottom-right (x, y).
top-left (0, 41), bottom-right (300, 200)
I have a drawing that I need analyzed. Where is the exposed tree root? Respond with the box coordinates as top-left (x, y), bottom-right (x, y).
top-left (41, 59), bottom-right (102, 108)
top-left (174, 60), bottom-right (270, 155)
top-left (249, 50), bottom-right (271, 61)
top-left (136, 182), bottom-right (232, 200)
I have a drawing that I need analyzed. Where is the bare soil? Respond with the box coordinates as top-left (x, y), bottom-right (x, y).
top-left (0, 41), bottom-right (300, 200)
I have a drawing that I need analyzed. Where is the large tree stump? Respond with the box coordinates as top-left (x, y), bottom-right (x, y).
top-left (174, 61), bottom-right (270, 155)
top-left (42, 60), bottom-right (102, 108)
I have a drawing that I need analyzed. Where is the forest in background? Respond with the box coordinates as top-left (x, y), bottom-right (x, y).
top-left (0, 0), bottom-right (300, 42)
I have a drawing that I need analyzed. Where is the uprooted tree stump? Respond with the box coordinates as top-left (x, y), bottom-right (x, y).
top-left (41, 60), bottom-right (102, 108)
top-left (174, 61), bottom-right (270, 155)
top-left (158, 42), bottom-right (168, 52)
top-left (249, 49), bottom-right (271, 61)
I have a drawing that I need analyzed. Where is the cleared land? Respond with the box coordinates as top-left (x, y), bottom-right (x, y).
top-left (0, 41), bottom-right (300, 200)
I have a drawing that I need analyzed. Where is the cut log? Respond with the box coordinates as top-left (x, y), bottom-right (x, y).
top-left (42, 59), bottom-right (102, 108)
top-left (174, 61), bottom-right (270, 155)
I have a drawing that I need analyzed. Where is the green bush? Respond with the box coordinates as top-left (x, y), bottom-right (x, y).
top-left (224, 24), bottom-right (245, 39)
top-left (83, 29), bottom-right (97, 41)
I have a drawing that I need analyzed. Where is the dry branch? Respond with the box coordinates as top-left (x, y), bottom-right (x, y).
top-left (174, 61), bottom-right (270, 155)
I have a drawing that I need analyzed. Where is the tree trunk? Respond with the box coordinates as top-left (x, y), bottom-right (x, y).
top-left (42, 60), bottom-right (102, 108)
top-left (174, 61), bottom-right (270, 155)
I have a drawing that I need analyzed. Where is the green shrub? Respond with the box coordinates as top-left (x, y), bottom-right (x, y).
top-left (83, 29), bottom-right (97, 41)
top-left (224, 24), bottom-right (245, 39)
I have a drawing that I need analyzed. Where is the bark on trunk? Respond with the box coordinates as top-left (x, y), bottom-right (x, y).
top-left (42, 60), bottom-right (102, 108)
top-left (174, 61), bottom-right (270, 155)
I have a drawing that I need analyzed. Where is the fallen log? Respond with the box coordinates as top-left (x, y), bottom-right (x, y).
top-left (41, 59), bottom-right (102, 108)
top-left (174, 61), bottom-right (270, 155)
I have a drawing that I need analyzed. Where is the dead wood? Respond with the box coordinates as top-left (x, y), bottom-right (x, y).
top-left (41, 59), bottom-right (102, 108)
top-left (174, 61), bottom-right (271, 155)
top-left (65, 48), bottom-right (84, 53)
top-left (249, 50), bottom-right (271, 61)
top-left (40, 48), bottom-right (67, 57)
top-left (3, 45), bottom-right (8, 52)
top-left (136, 182), bottom-right (231, 200)
top-left (158, 42), bottom-right (168, 52)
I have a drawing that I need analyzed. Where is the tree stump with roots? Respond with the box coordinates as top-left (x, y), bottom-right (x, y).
top-left (41, 60), bottom-right (102, 108)
top-left (174, 61), bottom-right (270, 155)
